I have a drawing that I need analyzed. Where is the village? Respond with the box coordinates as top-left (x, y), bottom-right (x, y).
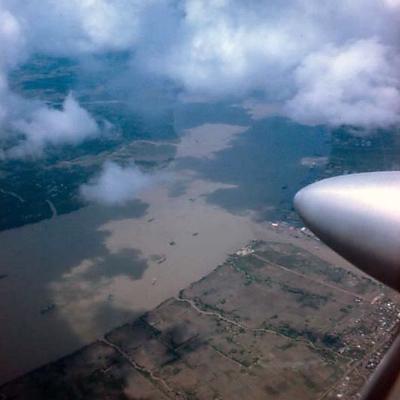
top-left (2, 234), bottom-right (399, 400)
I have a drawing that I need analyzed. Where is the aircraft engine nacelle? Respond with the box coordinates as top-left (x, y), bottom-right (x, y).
top-left (294, 172), bottom-right (400, 292)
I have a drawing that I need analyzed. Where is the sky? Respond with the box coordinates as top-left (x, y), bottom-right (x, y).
top-left (0, 0), bottom-right (400, 202)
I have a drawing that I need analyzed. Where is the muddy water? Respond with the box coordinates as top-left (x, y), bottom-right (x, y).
top-left (0, 104), bottom-right (331, 384)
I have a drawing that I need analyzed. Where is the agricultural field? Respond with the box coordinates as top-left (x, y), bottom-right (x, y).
top-left (1, 241), bottom-right (399, 399)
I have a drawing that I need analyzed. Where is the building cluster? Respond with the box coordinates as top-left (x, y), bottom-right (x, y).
top-left (235, 245), bottom-right (254, 257)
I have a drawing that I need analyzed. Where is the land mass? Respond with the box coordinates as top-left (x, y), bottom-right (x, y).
top-left (1, 239), bottom-right (398, 400)
top-left (1, 55), bottom-right (177, 231)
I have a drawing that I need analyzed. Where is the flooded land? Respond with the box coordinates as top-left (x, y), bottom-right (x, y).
top-left (1, 7), bottom-right (400, 396)
top-left (1, 239), bottom-right (398, 399)
top-left (1, 99), bottom-right (399, 389)
top-left (0, 111), bottom-right (331, 384)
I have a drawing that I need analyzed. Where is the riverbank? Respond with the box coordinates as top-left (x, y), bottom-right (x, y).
top-left (0, 118), bottom-right (331, 384)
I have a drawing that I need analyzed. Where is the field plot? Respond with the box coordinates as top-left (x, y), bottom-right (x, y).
top-left (1, 241), bottom-right (399, 399)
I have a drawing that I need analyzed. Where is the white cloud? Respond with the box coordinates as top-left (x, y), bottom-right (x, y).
top-left (385, 0), bottom-right (400, 8)
top-left (3, 0), bottom-right (151, 56)
top-left (285, 39), bottom-right (400, 129)
top-left (8, 93), bottom-right (99, 158)
top-left (0, 5), bottom-right (26, 69)
top-left (159, 1), bottom-right (398, 91)
top-left (0, 5), bottom-right (27, 128)
top-left (0, 4), bottom-right (105, 158)
top-left (80, 161), bottom-right (151, 205)
top-left (0, 0), bottom-right (399, 133)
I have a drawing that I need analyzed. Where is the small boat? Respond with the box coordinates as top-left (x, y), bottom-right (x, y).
top-left (40, 304), bottom-right (55, 314)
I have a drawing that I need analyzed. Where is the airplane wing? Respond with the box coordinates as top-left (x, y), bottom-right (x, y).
top-left (294, 172), bottom-right (400, 400)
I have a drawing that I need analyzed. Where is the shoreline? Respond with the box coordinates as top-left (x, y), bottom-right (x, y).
top-left (0, 212), bottom-right (360, 386)
top-left (0, 120), bottom-right (333, 384)
top-left (0, 222), bottom-right (378, 390)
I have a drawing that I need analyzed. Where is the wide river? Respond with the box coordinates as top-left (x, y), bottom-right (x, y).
top-left (0, 102), bottom-right (330, 384)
